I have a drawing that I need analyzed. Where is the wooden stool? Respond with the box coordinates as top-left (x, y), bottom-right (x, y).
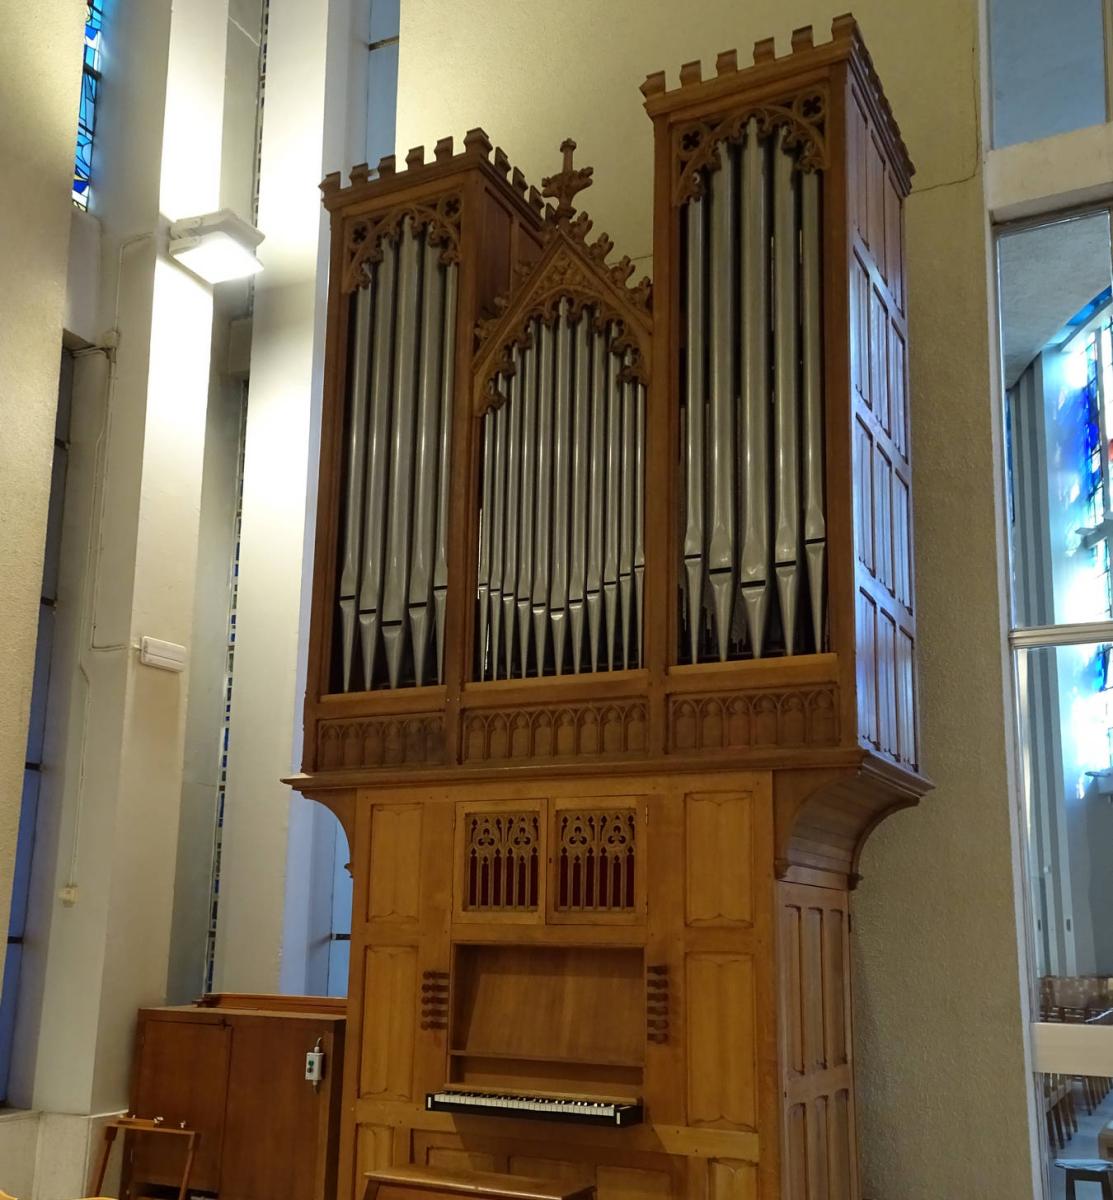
top-left (89, 1116), bottom-right (198, 1200)
top-left (1055, 1159), bottom-right (1113, 1200)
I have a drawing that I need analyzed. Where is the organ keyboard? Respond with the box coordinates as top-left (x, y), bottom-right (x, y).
top-left (425, 1090), bottom-right (644, 1127)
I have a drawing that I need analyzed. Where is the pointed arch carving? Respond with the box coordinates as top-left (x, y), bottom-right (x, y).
top-left (472, 214), bottom-right (653, 414)
top-left (342, 190), bottom-right (463, 293)
top-left (673, 85), bottom-right (829, 207)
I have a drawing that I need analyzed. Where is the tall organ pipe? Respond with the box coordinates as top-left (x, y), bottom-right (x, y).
top-left (633, 379), bottom-right (645, 667)
top-left (569, 316), bottom-right (591, 673)
top-left (433, 261), bottom-right (457, 681)
top-left (772, 126), bottom-right (802, 655)
top-left (738, 121), bottom-right (771, 659)
top-left (476, 409), bottom-right (495, 677)
top-left (500, 348), bottom-right (523, 677)
top-left (603, 334), bottom-right (622, 670)
top-left (682, 198), bottom-right (707, 664)
top-left (707, 144), bottom-right (737, 661)
top-left (487, 397), bottom-right (508, 679)
top-left (338, 285), bottom-right (373, 690)
top-left (381, 221), bottom-right (422, 688)
top-left (549, 304), bottom-right (573, 674)
top-left (532, 322), bottom-right (556, 669)
top-left (358, 238), bottom-right (397, 688)
top-left (517, 325), bottom-right (539, 676)
top-left (801, 170), bottom-right (826, 650)
top-left (618, 360), bottom-right (637, 668)
top-left (586, 328), bottom-right (607, 671)
top-left (408, 232), bottom-right (446, 685)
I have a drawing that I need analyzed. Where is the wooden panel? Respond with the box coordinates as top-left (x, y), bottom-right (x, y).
top-left (685, 792), bottom-right (753, 927)
top-left (550, 797), bottom-right (646, 921)
top-left (455, 800), bottom-right (545, 920)
top-left (877, 612), bottom-right (897, 758)
top-left (686, 953), bottom-right (756, 1128)
top-left (596, 1165), bottom-right (672, 1200)
top-left (852, 418), bottom-right (873, 572)
top-left (508, 1157), bottom-right (594, 1190)
top-left (426, 1146), bottom-right (501, 1173)
top-left (889, 323), bottom-right (908, 458)
top-left (897, 628), bottom-right (917, 768)
top-left (892, 471), bottom-right (911, 609)
top-left (868, 287), bottom-right (889, 437)
top-left (873, 447), bottom-right (892, 596)
top-left (360, 946), bottom-right (418, 1099)
top-left (130, 1017), bottom-right (229, 1191)
top-left (221, 1018), bottom-right (335, 1200)
top-left (850, 259), bottom-right (870, 412)
top-left (856, 592), bottom-right (877, 748)
top-left (358, 1123), bottom-right (396, 1175)
top-left (708, 1159), bottom-right (757, 1200)
top-left (369, 804), bottom-right (423, 921)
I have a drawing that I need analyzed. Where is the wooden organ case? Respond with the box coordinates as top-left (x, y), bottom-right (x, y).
top-left (297, 17), bottom-right (928, 1200)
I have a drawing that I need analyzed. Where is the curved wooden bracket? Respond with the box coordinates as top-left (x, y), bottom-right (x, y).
top-left (773, 753), bottom-right (931, 888)
top-left (285, 775), bottom-right (356, 854)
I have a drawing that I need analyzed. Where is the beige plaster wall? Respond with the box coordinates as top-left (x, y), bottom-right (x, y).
top-left (0, 0), bottom-right (85, 1003)
top-left (394, 2), bottom-right (1034, 1196)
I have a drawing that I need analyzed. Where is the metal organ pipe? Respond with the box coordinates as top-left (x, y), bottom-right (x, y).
top-left (338, 286), bottom-right (373, 691)
top-left (569, 318), bottom-right (591, 673)
top-left (801, 170), bottom-right (826, 651)
top-left (516, 327), bottom-right (539, 676)
top-left (434, 262), bottom-right (458, 680)
top-left (357, 239), bottom-right (396, 688)
top-left (772, 125), bottom-right (802, 655)
top-left (682, 199), bottom-right (707, 666)
top-left (707, 141), bottom-right (738, 662)
top-left (549, 305), bottom-right (573, 674)
top-left (679, 128), bottom-right (826, 664)
top-left (500, 350), bottom-right (523, 678)
top-left (586, 328), bottom-right (607, 672)
top-left (738, 121), bottom-right (771, 659)
top-left (408, 233), bottom-right (446, 685)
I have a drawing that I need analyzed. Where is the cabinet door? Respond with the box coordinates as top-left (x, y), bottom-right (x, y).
top-left (220, 1017), bottom-right (338, 1200)
top-left (130, 1016), bottom-right (230, 1191)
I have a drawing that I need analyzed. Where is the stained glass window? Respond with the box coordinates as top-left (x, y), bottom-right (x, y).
top-left (74, 0), bottom-right (103, 209)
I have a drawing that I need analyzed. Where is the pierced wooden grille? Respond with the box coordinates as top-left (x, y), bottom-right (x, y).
top-left (464, 812), bottom-right (540, 911)
top-left (556, 809), bottom-right (637, 912)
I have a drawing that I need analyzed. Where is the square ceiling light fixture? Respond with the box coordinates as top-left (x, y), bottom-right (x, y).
top-left (168, 208), bottom-right (264, 284)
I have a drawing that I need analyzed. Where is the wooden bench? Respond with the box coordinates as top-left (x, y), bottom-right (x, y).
top-left (364, 1166), bottom-right (595, 1200)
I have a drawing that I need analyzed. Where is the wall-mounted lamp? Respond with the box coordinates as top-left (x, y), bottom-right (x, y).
top-left (168, 208), bottom-right (264, 284)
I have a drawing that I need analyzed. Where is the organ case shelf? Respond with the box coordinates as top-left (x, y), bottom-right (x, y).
top-left (295, 16), bottom-right (930, 1200)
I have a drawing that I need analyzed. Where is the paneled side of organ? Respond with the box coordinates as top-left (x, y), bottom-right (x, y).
top-left (303, 22), bottom-right (928, 1200)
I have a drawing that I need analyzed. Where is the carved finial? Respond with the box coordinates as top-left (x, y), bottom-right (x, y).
top-left (434, 136), bottom-right (454, 162)
top-left (320, 171), bottom-right (342, 196)
top-left (511, 166), bottom-right (528, 196)
top-left (791, 25), bottom-right (814, 52)
top-left (406, 146), bottom-right (425, 169)
top-left (527, 185), bottom-right (544, 214)
top-left (376, 154), bottom-right (396, 177)
top-left (349, 162), bottom-right (369, 186)
top-left (753, 36), bottom-right (776, 63)
top-left (716, 49), bottom-right (738, 76)
top-left (493, 147), bottom-right (511, 177)
top-left (464, 127), bottom-right (492, 159)
top-left (541, 139), bottom-right (593, 224)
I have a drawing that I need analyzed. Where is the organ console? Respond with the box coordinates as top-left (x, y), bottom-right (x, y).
top-left (294, 15), bottom-right (928, 1200)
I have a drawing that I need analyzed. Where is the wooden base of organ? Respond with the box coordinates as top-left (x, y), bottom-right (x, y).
top-left (297, 16), bottom-right (928, 1200)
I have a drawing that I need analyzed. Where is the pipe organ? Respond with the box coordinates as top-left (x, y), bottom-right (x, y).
top-left (298, 17), bottom-right (928, 1200)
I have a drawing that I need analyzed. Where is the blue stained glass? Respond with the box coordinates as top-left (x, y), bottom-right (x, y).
top-left (73, 1), bottom-right (102, 209)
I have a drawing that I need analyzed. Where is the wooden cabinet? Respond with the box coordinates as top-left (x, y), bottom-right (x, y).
top-left (126, 995), bottom-right (344, 1200)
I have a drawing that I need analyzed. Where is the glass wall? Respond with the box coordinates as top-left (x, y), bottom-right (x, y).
top-left (989, 0), bottom-right (1108, 149)
top-left (999, 210), bottom-right (1113, 1193)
